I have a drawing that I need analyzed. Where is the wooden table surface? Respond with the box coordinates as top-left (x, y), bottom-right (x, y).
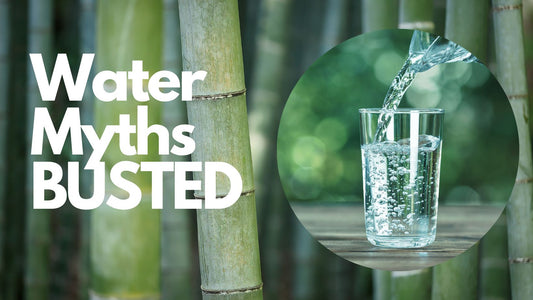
top-left (291, 202), bottom-right (503, 270)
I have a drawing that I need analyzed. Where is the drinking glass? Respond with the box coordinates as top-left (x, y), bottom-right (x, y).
top-left (359, 108), bottom-right (443, 248)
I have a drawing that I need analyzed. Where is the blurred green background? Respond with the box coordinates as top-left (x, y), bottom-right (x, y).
top-left (278, 30), bottom-right (517, 207)
top-left (2, 0), bottom-right (533, 299)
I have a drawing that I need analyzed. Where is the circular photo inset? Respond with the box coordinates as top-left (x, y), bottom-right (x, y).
top-left (277, 29), bottom-right (517, 271)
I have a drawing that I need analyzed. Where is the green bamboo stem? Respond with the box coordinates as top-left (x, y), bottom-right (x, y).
top-left (353, 266), bottom-right (372, 299)
top-left (373, 270), bottom-right (391, 300)
top-left (445, 0), bottom-right (489, 61)
top-left (50, 205), bottom-right (79, 298)
top-left (386, 5), bottom-right (434, 300)
top-left (492, 1), bottom-right (533, 299)
top-left (480, 214), bottom-right (511, 300)
top-left (290, 0), bottom-right (327, 71)
top-left (361, 0), bottom-right (399, 33)
top-left (178, 0), bottom-right (262, 298)
top-left (247, 0), bottom-right (292, 297)
top-left (25, 0), bottom-right (53, 298)
top-left (326, 257), bottom-right (356, 299)
top-left (431, 245), bottom-right (479, 300)
top-left (78, 0), bottom-right (95, 298)
top-left (524, 0), bottom-right (533, 137)
top-left (0, 0), bottom-right (9, 286)
top-left (429, 3), bottom-right (489, 298)
top-left (160, 0), bottom-right (196, 298)
top-left (399, 0), bottom-right (435, 32)
top-left (361, 2), bottom-right (399, 297)
top-left (321, 0), bottom-right (349, 52)
top-left (391, 268), bottom-right (432, 300)
top-left (91, 0), bottom-right (162, 299)
top-left (292, 222), bottom-right (321, 299)
top-left (3, 1), bottom-right (28, 298)
top-left (239, 0), bottom-right (261, 90)
top-left (249, 0), bottom-right (292, 212)
top-left (292, 1), bottom-right (356, 297)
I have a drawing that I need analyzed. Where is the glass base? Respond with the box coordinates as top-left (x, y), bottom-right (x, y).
top-left (366, 233), bottom-right (435, 248)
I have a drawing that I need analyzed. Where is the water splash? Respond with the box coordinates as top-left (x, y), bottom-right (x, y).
top-left (373, 31), bottom-right (478, 142)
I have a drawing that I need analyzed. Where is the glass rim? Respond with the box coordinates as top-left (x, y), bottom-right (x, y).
top-left (358, 108), bottom-right (444, 114)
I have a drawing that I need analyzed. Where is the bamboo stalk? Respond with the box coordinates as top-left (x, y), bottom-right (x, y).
top-left (90, 0), bottom-right (162, 299)
top-left (429, 3), bottom-right (489, 298)
top-left (247, 0), bottom-right (292, 297)
top-left (360, 3), bottom-right (400, 298)
top-left (290, 0), bottom-right (327, 72)
top-left (381, 4), bottom-right (435, 300)
top-left (321, 0), bottom-right (349, 52)
top-left (354, 266), bottom-right (372, 299)
top-left (399, 0), bottom-right (435, 32)
top-left (431, 245), bottom-right (479, 300)
top-left (445, 0), bottom-right (489, 61)
top-left (239, 0), bottom-right (261, 88)
top-left (373, 270), bottom-right (391, 300)
top-left (25, 0), bottom-right (53, 298)
top-left (160, 0), bottom-right (197, 298)
top-left (0, 0), bottom-right (10, 287)
top-left (3, 1), bottom-right (28, 298)
top-left (480, 214), bottom-right (511, 300)
top-left (292, 222), bottom-right (321, 299)
top-left (391, 268), bottom-right (432, 300)
top-left (362, 0), bottom-right (399, 33)
top-left (78, 0), bottom-right (95, 298)
top-left (524, 0), bottom-right (533, 138)
top-left (250, 0), bottom-right (292, 211)
top-left (492, 1), bottom-right (533, 299)
top-left (178, 0), bottom-right (263, 298)
top-left (326, 256), bottom-right (356, 299)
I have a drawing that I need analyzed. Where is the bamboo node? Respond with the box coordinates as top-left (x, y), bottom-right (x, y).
top-left (194, 188), bottom-right (255, 199)
top-left (391, 269), bottom-right (427, 277)
top-left (509, 257), bottom-right (533, 264)
top-left (201, 283), bottom-right (263, 295)
top-left (88, 290), bottom-right (160, 300)
top-left (515, 177), bottom-right (533, 184)
top-left (508, 94), bottom-right (529, 100)
top-left (398, 21), bottom-right (435, 31)
top-left (492, 4), bottom-right (522, 12)
top-left (192, 89), bottom-right (246, 101)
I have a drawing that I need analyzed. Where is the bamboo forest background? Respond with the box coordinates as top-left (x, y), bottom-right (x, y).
top-left (1, 0), bottom-right (533, 299)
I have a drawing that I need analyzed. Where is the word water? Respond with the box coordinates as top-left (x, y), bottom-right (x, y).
top-left (362, 135), bottom-right (441, 248)
top-left (374, 30), bottom-right (478, 142)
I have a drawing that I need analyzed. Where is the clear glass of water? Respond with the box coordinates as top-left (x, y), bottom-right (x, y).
top-left (359, 108), bottom-right (444, 248)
